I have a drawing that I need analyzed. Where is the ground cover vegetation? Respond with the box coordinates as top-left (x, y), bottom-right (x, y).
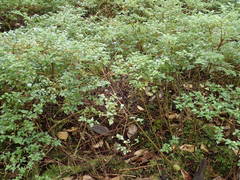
top-left (0, 0), bottom-right (240, 179)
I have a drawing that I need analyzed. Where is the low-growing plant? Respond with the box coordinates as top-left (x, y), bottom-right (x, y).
top-left (1, 0), bottom-right (240, 179)
top-left (160, 136), bottom-right (180, 153)
top-left (0, 0), bottom-right (70, 31)
top-left (0, 24), bottom-right (110, 179)
top-left (175, 82), bottom-right (240, 168)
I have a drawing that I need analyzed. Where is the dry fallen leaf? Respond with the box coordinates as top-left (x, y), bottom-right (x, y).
top-left (179, 144), bottom-right (195, 153)
top-left (90, 125), bottom-right (110, 135)
top-left (200, 144), bottom-right (209, 153)
top-left (134, 149), bottom-right (147, 157)
top-left (66, 127), bottom-right (78, 132)
top-left (167, 113), bottom-right (180, 120)
top-left (82, 175), bottom-right (94, 180)
top-left (126, 149), bottom-right (154, 164)
top-left (137, 105), bottom-right (145, 111)
top-left (92, 140), bottom-right (104, 149)
top-left (149, 95), bottom-right (156, 102)
top-left (127, 124), bottom-right (138, 138)
top-left (57, 131), bottom-right (69, 140)
top-left (136, 151), bottom-right (155, 164)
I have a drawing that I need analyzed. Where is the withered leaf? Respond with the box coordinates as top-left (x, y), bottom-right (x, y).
top-left (129, 149), bottom-right (154, 164)
top-left (137, 105), bottom-right (145, 111)
top-left (179, 144), bottom-right (195, 153)
top-left (166, 113), bottom-right (180, 120)
top-left (57, 131), bottom-right (69, 140)
top-left (149, 95), bottom-right (156, 102)
top-left (127, 124), bottom-right (138, 138)
top-left (65, 127), bottom-right (78, 132)
top-left (90, 125), bottom-right (110, 135)
top-left (134, 149), bottom-right (148, 157)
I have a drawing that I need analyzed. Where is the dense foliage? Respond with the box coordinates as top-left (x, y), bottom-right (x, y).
top-left (0, 0), bottom-right (239, 179)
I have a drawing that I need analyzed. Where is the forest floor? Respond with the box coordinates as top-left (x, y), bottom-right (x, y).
top-left (0, 1), bottom-right (240, 180)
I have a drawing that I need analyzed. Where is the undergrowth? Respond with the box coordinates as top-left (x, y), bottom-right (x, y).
top-left (0, 0), bottom-right (239, 179)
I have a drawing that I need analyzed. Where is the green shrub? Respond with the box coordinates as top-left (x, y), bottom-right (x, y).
top-left (0, 25), bottom-right (110, 178)
top-left (175, 83), bottom-right (240, 167)
top-left (0, 0), bottom-right (69, 31)
top-left (1, 0), bottom-right (240, 178)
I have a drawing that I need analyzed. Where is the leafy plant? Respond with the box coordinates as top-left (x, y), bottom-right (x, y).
top-left (0, 0), bottom-right (70, 31)
top-left (0, 22), bottom-right (110, 179)
top-left (1, 0), bottom-right (240, 179)
top-left (175, 83), bottom-right (240, 167)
